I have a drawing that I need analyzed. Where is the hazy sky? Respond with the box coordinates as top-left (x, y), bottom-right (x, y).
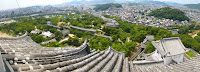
top-left (0, 0), bottom-right (74, 10)
top-left (154, 0), bottom-right (200, 4)
top-left (0, 0), bottom-right (200, 10)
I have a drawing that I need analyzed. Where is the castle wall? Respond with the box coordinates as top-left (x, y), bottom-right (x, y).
top-left (164, 54), bottom-right (184, 65)
top-left (164, 56), bottom-right (172, 65)
top-left (172, 54), bottom-right (184, 63)
top-left (154, 50), bottom-right (163, 61)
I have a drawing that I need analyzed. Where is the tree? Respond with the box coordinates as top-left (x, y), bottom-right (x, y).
top-left (69, 37), bottom-right (80, 46)
top-left (119, 32), bottom-right (130, 43)
top-left (89, 36), bottom-right (111, 50)
top-left (194, 36), bottom-right (200, 43)
top-left (62, 37), bottom-right (81, 46)
top-left (195, 25), bottom-right (200, 30)
top-left (54, 31), bottom-right (63, 41)
top-left (131, 31), bottom-right (146, 42)
top-left (125, 41), bottom-right (136, 51)
top-left (73, 30), bottom-right (83, 38)
top-left (148, 27), bottom-right (159, 35)
top-left (42, 42), bottom-right (63, 47)
top-left (112, 35), bottom-right (119, 42)
top-left (145, 42), bottom-right (156, 54)
top-left (148, 7), bottom-right (189, 21)
top-left (34, 35), bottom-right (46, 43)
top-left (180, 34), bottom-right (198, 49)
top-left (157, 29), bottom-right (172, 37)
top-left (112, 42), bottom-right (128, 56)
top-left (94, 3), bottom-right (122, 11)
top-left (198, 32), bottom-right (200, 36)
top-left (178, 26), bottom-right (189, 34)
top-left (189, 22), bottom-right (196, 30)
top-left (102, 27), bottom-right (120, 35)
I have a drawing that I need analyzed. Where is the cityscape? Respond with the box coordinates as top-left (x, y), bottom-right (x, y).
top-left (0, 0), bottom-right (200, 72)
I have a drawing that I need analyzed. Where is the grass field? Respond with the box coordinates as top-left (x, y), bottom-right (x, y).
top-left (186, 51), bottom-right (196, 58)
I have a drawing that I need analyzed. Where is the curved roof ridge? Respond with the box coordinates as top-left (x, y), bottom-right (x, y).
top-left (30, 39), bottom-right (89, 58)
top-left (162, 37), bottom-right (179, 40)
top-left (109, 46), bottom-right (125, 55)
top-left (0, 32), bottom-right (28, 40)
top-left (133, 60), bottom-right (164, 65)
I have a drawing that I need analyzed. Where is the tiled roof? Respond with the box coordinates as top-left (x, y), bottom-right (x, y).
top-left (0, 33), bottom-right (199, 72)
top-left (152, 37), bottom-right (188, 56)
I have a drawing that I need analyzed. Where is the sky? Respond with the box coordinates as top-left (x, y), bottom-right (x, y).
top-left (0, 0), bottom-right (74, 10)
top-left (154, 0), bottom-right (200, 4)
top-left (0, 0), bottom-right (200, 10)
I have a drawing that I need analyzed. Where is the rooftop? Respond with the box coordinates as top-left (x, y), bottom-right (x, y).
top-left (0, 33), bottom-right (199, 72)
top-left (152, 37), bottom-right (189, 56)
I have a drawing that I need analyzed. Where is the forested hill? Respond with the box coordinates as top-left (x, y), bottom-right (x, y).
top-left (184, 3), bottom-right (200, 10)
top-left (94, 3), bottom-right (122, 11)
top-left (148, 7), bottom-right (189, 21)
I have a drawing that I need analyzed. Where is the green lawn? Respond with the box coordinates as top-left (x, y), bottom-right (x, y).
top-left (186, 51), bottom-right (196, 58)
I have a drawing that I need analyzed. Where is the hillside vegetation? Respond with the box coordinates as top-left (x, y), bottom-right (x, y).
top-left (94, 3), bottom-right (122, 11)
top-left (184, 3), bottom-right (200, 10)
top-left (148, 7), bottom-right (189, 21)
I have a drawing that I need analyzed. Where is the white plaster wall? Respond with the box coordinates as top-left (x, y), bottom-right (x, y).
top-left (172, 54), bottom-right (184, 63)
top-left (164, 57), bottom-right (172, 65)
top-left (164, 54), bottom-right (184, 65)
top-left (154, 50), bottom-right (163, 61)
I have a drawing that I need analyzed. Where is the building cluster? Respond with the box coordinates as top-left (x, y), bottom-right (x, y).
top-left (1, 3), bottom-right (199, 29)
top-left (174, 6), bottom-right (200, 24)
top-left (0, 18), bottom-right (16, 25)
top-left (65, 4), bottom-right (199, 29)
top-left (89, 4), bottom-right (192, 28)
top-left (101, 16), bottom-right (119, 28)
top-left (0, 5), bottom-right (58, 18)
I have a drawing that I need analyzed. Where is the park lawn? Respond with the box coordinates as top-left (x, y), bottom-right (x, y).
top-left (186, 51), bottom-right (196, 58)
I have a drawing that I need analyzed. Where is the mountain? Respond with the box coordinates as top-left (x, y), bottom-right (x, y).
top-left (149, 7), bottom-right (189, 21)
top-left (164, 2), bottom-right (183, 6)
top-left (64, 0), bottom-right (116, 5)
top-left (184, 3), bottom-right (200, 10)
top-left (140, 1), bottom-right (168, 6)
top-left (94, 3), bottom-right (122, 11)
top-left (65, 0), bottom-right (82, 4)
top-left (138, 1), bottom-right (183, 6)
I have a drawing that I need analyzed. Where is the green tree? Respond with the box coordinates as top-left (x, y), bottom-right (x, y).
top-left (90, 36), bottom-right (111, 50)
top-left (94, 3), bottom-right (122, 11)
top-left (148, 7), bottom-right (189, 21)
top-left (62, 37), bottom-right (81, 46)
top-left (112, 42), bottom-right (128, 56)
top-left (125, 41), bottom-right (136, 51)
top-left (194, 36), bottom-right (200, 43)
top-left (178, 26), bottom-right (189, 34)
top-left (35, 35), bottom-right (46, 43)
top-left (54, 31), bottom-right (63, 41)
top-left (131, 31), bottom-right (146, 42)
top-left (145, 42), bottom-right (156, 54)
top-left (197, 32), bottom-right (200, 36)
